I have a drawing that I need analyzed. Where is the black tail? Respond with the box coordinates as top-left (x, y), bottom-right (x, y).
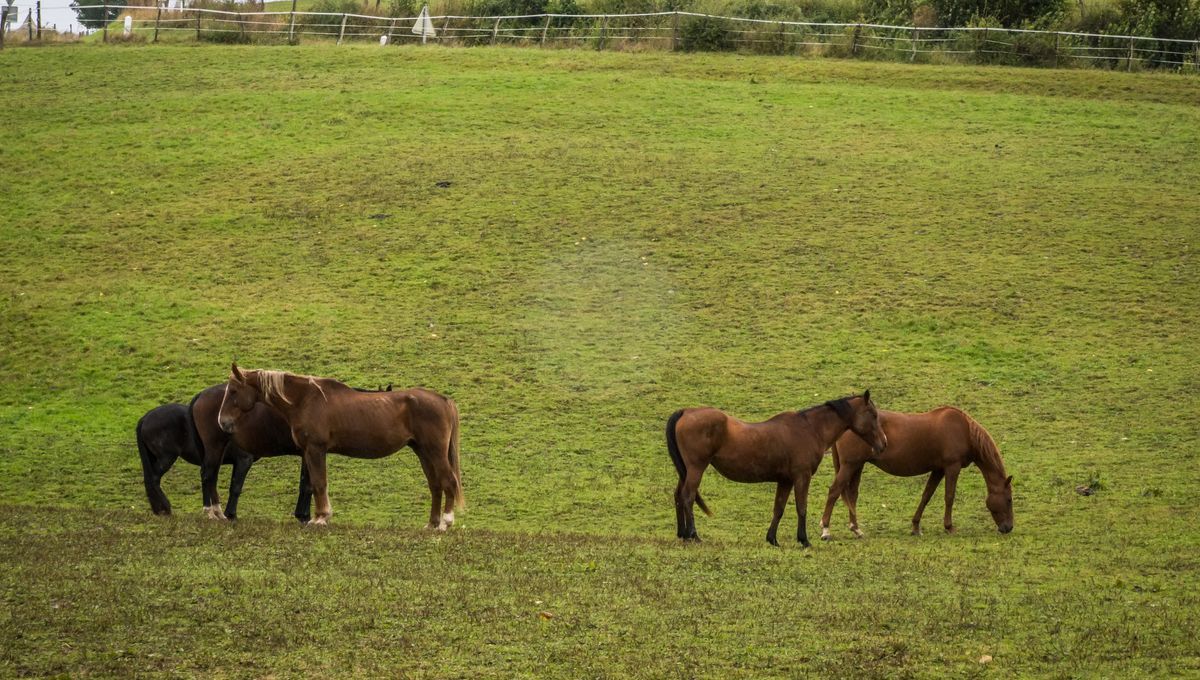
top-left (666, 409), bottom-right (712, 517)
top-left (136, 416), bottom-right (172, 515)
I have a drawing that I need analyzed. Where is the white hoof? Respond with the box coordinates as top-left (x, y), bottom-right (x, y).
top-left (204, 505), bottom-right (227, 521)
top-left (820, 527), bottom-right (831, 541)
top-left (308, 516), bottom-right (329, 527)
top-left (851, 526), bottom-right (864, 538)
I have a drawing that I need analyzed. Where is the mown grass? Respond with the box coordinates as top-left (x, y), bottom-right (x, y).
top-left (1, 45), bottom-right (1199, 675)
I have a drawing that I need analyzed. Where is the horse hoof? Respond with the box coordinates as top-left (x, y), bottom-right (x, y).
top-left (851, 529), bottom-right (864, 539)
top-left (911, 528), bottom-right (922, 536)
top-left (308, 517), bottom-right (329, 527)
top-left (945, 526), bottom-right (956, 534)
top-left (767, 537), bottom-right (779, 547)
top-left (203, 505), bottom-right (227, 521)
top-left (820, 533), bottom-right (832, 541)
top-left (295, 516), bottom-right (311, 524)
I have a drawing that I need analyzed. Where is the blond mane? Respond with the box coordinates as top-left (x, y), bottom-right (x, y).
top-left (250, 369), bottom-right (327, 405)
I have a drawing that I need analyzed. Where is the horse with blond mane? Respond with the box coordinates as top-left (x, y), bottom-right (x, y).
top-left (819, 406), bottom-right (1013, 539)
top-left (213, 364), bottom-right (463, 528)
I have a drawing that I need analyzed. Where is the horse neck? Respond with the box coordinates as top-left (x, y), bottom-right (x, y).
top-left (258, 372), bottom-right (323, 414)
top-left (805, 405), bottom-right (851, 448)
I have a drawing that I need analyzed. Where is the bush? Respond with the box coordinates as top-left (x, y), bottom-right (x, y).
top-left (679, 13), bottom-right (733, 49)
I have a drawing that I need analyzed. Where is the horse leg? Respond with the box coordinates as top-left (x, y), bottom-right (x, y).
top-left (303, 447), bottom-right (331, 526)
top-left (943, 464), bottom-right (961, 533)
top-left (846, 466), bottom-right (865, 538)
top-left (224, 451), bottom-right (253, 521)
top-left (198, 430), bottom-right (227, 521)
top-left (142, 447), bottom-right (178, 516)
top-left (911, 469), bottom-right (944, 536)
top-left (820, 464), bottom-right (856, 541)
top-left (433, 455), bottom-right (458, 531)
top-left (415, 453), bottom-right (443, 531)
top-left (674, 482), bottom-right (686, 539)
top-left (793, 474), bottom-right (812, 547)
top-left (293, 458), bottom-right (313, 524)
top-left (765, 481), bottom-right (790, 547)
top-left (680, 468), bottom-right (705, 541)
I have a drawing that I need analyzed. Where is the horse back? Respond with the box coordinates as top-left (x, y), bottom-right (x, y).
top-left (838, 407), bottom-right (973, 474)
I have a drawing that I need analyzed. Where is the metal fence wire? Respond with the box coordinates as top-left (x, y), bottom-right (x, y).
top-left (5, 4), bottom-right (1200, 72)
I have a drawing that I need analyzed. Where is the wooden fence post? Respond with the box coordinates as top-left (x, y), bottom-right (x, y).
top-left (671, 10), bottom-right (678, 51)
top-left (910, 26), bottom-right (917, 61)
top-left (102, 0), bottom-right (108, 41)
top-left (153, 0), bottom-right (162, 42)
top-left (1052, 31), bottom-right (1059, 68)
top-left (35, 0), bottom-right (40, 39)
top-left (238, 10), bottom-right (245, 41)
top-left (1127, 36), bottom-right (1134, 71)
top-left (540, 14), bottom-right (549, 46)
top-left (490, 16), bottom-right (499, 45)
top-left (0, 6), bottom-right (7, 49)
top-left (287, 0), bottom-right (297, 44)
top-left (195, 7), bottom-right (201, 41)
top-left (597, 15), bottom-right (606, 50)
top-left (850, 22), bottom-right (860, 56)
top-left (386, 16), bottom-right (395, 43)
top-left (439, 15), bottom-right (449, 43)
top-left (26, 7), bottom-right (31, 39)
top-left (337, 12), bottom-right (346, 43)
top-left (979, 26), bottom-right (987, 63)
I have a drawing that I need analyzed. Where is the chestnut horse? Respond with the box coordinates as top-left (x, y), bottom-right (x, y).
top-left (192, 382), bottom-right (392, 521)
top-left (819, 407), bottom-right (1013, 539)
top-left (216, 364), bottom-right (462, 528)
top-left (137, 389), bottom-right (311, 521)
top-left (666, 392), bottom-right (887, 546)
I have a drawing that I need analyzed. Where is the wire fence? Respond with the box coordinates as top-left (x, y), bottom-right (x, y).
top-left (3, 3), bottom-right (1199, 73)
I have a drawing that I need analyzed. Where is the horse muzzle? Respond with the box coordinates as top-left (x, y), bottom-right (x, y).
top-left (998, 523), bottom-right (1013, 534)
top-left (217, 416), bottom-right (236, 434)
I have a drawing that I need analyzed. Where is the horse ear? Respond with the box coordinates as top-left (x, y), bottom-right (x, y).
top-left (1005, 475), bottom-right (1013, 487)
top-left (863, 389), bottom-right (871, 403)
top-left (230, 362), bottom-right (245, 383)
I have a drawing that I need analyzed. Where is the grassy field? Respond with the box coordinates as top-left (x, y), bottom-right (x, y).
top-left (1, 45), bottom-right (1199, 676)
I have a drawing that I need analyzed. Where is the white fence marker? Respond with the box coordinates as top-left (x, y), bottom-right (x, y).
top-left (412, 4), bottom-right (435, 44)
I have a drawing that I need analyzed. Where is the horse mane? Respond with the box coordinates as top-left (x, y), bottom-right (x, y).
top-left (796, 395), bottom-right (856, 422)
top-left (963, 411), bottom-right (1006, 476)
top-left (250, 369), bottom-right (328, 405)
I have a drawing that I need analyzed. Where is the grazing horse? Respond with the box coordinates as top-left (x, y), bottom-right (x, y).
top-left (819, 407), bottom-right (1013, 539)
top-left (216, 364), bottom-right (463, 528)
top-left (666, 392), bottom-right (887, 546)
top-left (137, 387), bottom-right (312, 521)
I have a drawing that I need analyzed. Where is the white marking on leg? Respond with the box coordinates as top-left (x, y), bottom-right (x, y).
top-left (851, 524), bottom-right (864, 538)
top-left (820, 526), bottom-right (831, 541)
top-left (204, 504), bottom-right (226, 520)
top-left (441, 511), bottom-right (455, 527)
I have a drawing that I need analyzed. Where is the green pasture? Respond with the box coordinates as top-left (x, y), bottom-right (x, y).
top-left (1, 45), bottom-right (1198, 676)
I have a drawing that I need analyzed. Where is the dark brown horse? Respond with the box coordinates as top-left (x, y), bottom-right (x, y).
top-left (137, 388), bottom-right (311, 521)
top-left (666, 392), bottom-right (887, 546)
top-left (819, 407), bottom-right (1013, 539)
top-left (216, 364), bottom-right (463, 528)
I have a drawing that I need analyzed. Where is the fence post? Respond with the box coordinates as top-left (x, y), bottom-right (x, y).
top-left (237, 10), bottom-right (245, 41)
top-left (102, 0), bottom-right (108, 41)
top-left (195, 7), bottom-right (201, 40)
top-left (490, 16), bottom-right (499, 45)
top-left (1127, 36), bottom-right (1134, 71)
top-left (597, 15), bottom-right (606, 50)
top-left (153, 0), bottom-right (162, 41)
top-left (540, 14), bottom-right (549, 46)
top-left (850, 22), bottom-right (860, 56)
top-left (287, 0), bottom-right (297, 44)
top-left (439, 15), bottom-right (449, 43)
top-left (337, 13), bottom-right (346, 43)
top-left (1052, 31), bottom-right (1059, 68)
top-left (35, 1), bottom-right (40, 39)
top-left (671, 11), bottom-right (678, 51)
top-left (26, 7), bottom-right (31, 39)
top-left (0, 6), bottom-right (6, 49)
top-left (387, 16), bottom-right (395, 43)
top-left (910, 26), bottom-right (917, 61)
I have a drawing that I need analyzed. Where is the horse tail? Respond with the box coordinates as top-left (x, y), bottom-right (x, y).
top-left (964, 411), bottom-right (1005, 475)
top-left (136, 414), bottom-right (171, 515)
top-left (448, 397), bottom-right (465, 511)
top-left (666, 409), bottom-right (712, 517)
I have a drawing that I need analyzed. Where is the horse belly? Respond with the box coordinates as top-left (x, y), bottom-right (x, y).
top-left (711, 449), bottom-right (787, 483)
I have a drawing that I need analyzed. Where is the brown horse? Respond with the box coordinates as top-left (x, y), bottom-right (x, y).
top-left (216, 364), bottom-right (463, 528)
top-left (819, 407), bottom-right (1013, 539)
top-left (666, 392), bottom-right (887, 546)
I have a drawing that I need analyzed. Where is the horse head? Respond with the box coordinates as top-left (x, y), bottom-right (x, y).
top-left (218, 363), bottom-right (264, 434)
top-left (847, 390), bottom-right (887, 454)
top-left (986, 475), bottom-right (1014, 534)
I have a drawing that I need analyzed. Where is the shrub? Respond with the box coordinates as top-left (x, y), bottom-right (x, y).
top-left (679, 13), bottom-right (733, 49)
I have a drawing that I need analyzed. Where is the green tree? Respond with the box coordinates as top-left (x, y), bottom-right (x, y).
top-left (70, 0), bottom-right (120, 29)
